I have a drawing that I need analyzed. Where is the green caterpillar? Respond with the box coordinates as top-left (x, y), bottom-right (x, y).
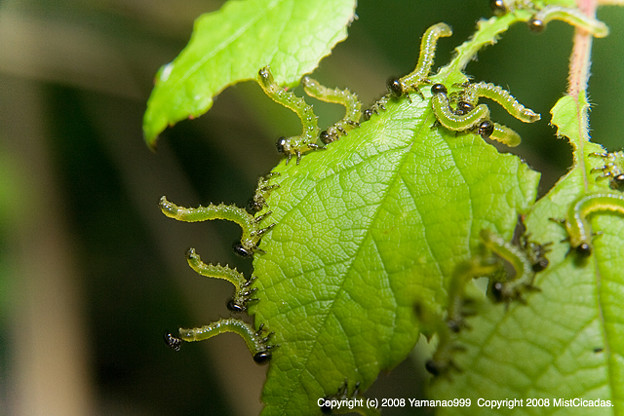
top-left (164, 318), bottom-right (274, 364)
top-left (460, 82), bottom-right (540, 124)
top-left (430, 83), bottom-right (491, 133)
top-left (480, 229), bottom-right (537, 302)
top-left (185, 248), bottom-right (256, 312)
top-left (159, 196), bottom-right (273, 257)
top-left (564, 192), bottom-right (624, 256)
top-left (257, 66), bottom-right (321, 164)
top-left (529, 5), bottom-right (609, 37)
top-left (491, 1), bottom-right (610, 39)
top-left (388, 22), bottom-right (453, 97)
top-left (448, 81), bottom-right (540, 147)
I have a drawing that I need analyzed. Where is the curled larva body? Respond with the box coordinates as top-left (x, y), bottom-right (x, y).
top-left (302, 76), bottom-right (362, 144)
top-left (480, 229), bottom-right (535, 301)
top-left (390, 23), bottom-right (453, 97)
top-left (257, 67), bottom-right (321, 163)
top-left (480, 230), bottom-right (532, 283)
top-left (529, 6), bottom-right (609, 38)
top-left (565, 192), bottom-right (624, 256)
top-left (186, 248), bottom-right (246, 290)
top-left (185, 248), bottom-right (256, 311)
top-left (177, 318), bottom-right (273, 364)
top-left (461, 82), bottom-right (540, 123)
top-left (431, 84), bottom-right (490, 132)
top-left (160, 196), bottom-right (273, 256)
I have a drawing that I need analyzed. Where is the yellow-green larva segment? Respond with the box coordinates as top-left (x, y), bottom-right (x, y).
top-left (480, 229), bottom-right (535, 300)
top-left (159, 196), bottom-right (267, 255)
top-left (257, 66), bottom-right (320, 163)
top-left (565, 192), bottom-right (624, 256)
top-left (431, 93), bottom-right (490, 132)
top-left (490, 123), bottom-right (521, 147)
top-left (185, 248), bottom-right (249, 306)
top-left (178, 318), bottom-right (270, 360)
top-left (397, 23), bottom-right (453, 93)
top-left (461, 82), bottom-right (540, 123)
top-left (301, 76), bottom-right (362, 143)
top-left (530, 5), bottom-right (609, 37)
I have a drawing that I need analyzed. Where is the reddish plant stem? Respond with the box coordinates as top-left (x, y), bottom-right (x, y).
top-left (567, 0), bottom-right (598, 98)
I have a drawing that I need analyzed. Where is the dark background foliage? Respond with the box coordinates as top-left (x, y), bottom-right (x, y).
top-left (1, 1), bottom-right (622, 415)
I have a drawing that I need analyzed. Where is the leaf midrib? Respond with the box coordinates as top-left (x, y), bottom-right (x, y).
top-left (269, 99), bottom-right (441, 413)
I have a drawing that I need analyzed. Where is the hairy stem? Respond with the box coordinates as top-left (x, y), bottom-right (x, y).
top-left (567, 0), bottom-right (598, 98)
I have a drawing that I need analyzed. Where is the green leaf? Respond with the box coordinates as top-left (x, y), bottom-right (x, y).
top-left (243, 13), bottom-right (545, 414)
top-left (430, 95), bottom-right (624, 415)
top-left (250, 87), bottom-right (540, 414)
top-left (148, 2), bottom-right (623, 413)
top-left (143, 0), bottom-right (357, 147)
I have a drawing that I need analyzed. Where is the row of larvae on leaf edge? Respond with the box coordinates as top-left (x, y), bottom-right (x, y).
top-left (156, 53), bottom-right (420, 363)
top-left (364, 0), bottom-right (609, 136)
top-left (377, 23), bottom-right (541, 146)
top-left (257, 22), bottom-right (455, 164)
top-left (156, 0), bottom-right (614, 371)
top-left (252, 2), bottom-right (610, 166)
top-left (160, 173), bottom-right (279, 364)
top-left (257, 66), bottom-right (363, 165)
top-left (251, 23), bottom-right (548, 378)
top-left (153, 18), bottom-right (530, 367)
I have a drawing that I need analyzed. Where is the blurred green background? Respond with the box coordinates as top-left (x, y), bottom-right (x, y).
top-left (1, 1), bottom-right (622, 415)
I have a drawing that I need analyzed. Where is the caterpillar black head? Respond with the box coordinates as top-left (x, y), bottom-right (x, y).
top-left (387, 78), bottom-right (404, 97)
top-left (490, 0), bottom-right (507, 16)
top-left (253, 350), bottom-right (272, 364)
top-left (575, 242), bottom-right (592, 257)
top-left (227, 299), bottom-right (246, 312)
top-left (455, 101), bottom-right (474, 115)
top-left (431, 83), bottom-right (447, 95)
top-left (275, 137), bottom-right (289, 154)
top-left (477, 120), bottom-right (494, 139)
top-left (233, 241), bottom-right (254, 257)
top-left (528, 18), bottom-right (545, 33)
